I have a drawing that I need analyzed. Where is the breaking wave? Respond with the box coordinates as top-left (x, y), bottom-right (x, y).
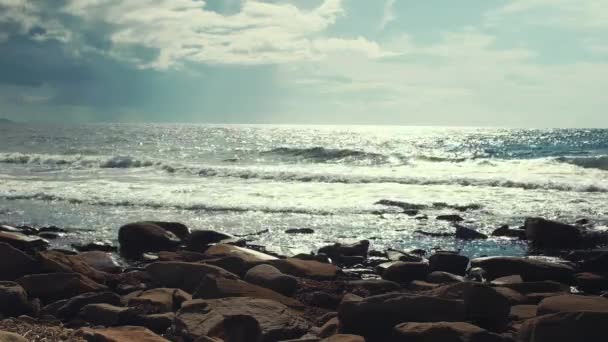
top-left (0, 152), bottom-right (161, 169)
top-left (556, 155), bottom-right (608, 171)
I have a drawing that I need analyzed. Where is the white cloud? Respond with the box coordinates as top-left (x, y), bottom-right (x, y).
top-left (379, 0), bottom-right (396, 30)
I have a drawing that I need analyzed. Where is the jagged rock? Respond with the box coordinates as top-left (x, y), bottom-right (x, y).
top-left (186, 230), bottom-right (233, 250)
top-left (464, 283), bottom-right (511, 330)
top-left (38, 250), bottom-right (109, 283)
top-left (204, 244), bottom-right (277, 263)
top-left (193, 274), bottom-right (303, 309)
top-left (382, 261), bottom-right (430, 283)
top-left (285, 228), bottom-right (315, 234)
top-left (0, 331), bottom-right (28, 342)
top-left (265, 258), bottom-right (339, 280)
top-left (0, 282), bottom-right (30, 317)
top-left (0, 242), bottom-right (39, 280)
top-left (436, 214), bottom-right (464, 222)
top-left (429, 252), bottom-right (470, 275)
top-left (17, 273), bottom-right (107, 303)
top-left (79, 303), bottom-right (132, 326)
top-left (244, 264), bottom-right (298, 296)
top-left (525, 217), bottom-right (583, 248)
top-left (78, 251), bottom-right (122, 274)
top-left (128, 288), bottom-right (192, 313)
top-left (0, 231), bottom-right (48, 252)
top-left (318, 240), bottom-right (369, 259)
top-left (393, 322), bottom-right (507, 342)
top-left (338, 292), bottom-right (465, 340)
top-left (426, 271), bottom-right (466, 284)
top-left (537, 294), bottom-right (608, 315)
top-left (519, 311), bottom-right (608, 342)
top-left (118, 222), bottom-right (181, 256)
top-left (174, 297), bottom-right (310, 342)
top-left (54, 291), bottom-right (122, 319)
top-left (144, 261), bottom-right (238, 292)
top-left (455, 225), bottom-right (488, 240)
top-left (470, 257), bottom-right (575, 283)
top-left (76, 326), bottom-right (170, 342)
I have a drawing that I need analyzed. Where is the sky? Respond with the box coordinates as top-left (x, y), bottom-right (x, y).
top-left (0, 0), bottom-right (607, 127)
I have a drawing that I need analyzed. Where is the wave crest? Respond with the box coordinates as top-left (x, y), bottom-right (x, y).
top-left (0, 152), bottom-right (160, 169)
top-left (556, 156), bottom-right (608, 171)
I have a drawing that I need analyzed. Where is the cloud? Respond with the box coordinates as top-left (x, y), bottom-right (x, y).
top-left (379, 0), bottom-right (396, 30)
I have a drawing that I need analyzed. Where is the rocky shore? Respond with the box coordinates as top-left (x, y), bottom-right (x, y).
top-left (1, 217), bottom-right (608, 341)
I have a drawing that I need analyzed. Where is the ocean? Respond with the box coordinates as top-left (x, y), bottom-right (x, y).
top-left (1, 123), bottom-right (607, 257)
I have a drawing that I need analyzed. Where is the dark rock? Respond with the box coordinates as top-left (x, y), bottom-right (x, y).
top-left (321, 335), bottom-right (364, 342)
top-left (38, 250), bottom-right (109, 284)
top-left (79, 303), bottom-right (132, 326)
top-left (318, 240), bottom-right (369, 259)
top-left (410, 249), bottom-right (427, 256)
top-left (393, 322), bottom-right (507, 342)
top-left (537, 294), bottom-right (608, 315)
top-left (0, 231), bottom-right (48, 252)
top-left (174, 297), bottom-right (310, 342)
top-left (204, 256), bottom-right (249, 277)
top-left (576, 218), bottom-right (590, 225)
top-left (307, 291), bottom-right (341, 309)
top-left (38, 232), bottom-right (61, 239)
top-left (455, 224), bottom-right (488, 240)
top-left (576, 272), bottom-right (608, 293)
top-left (429, 252), bottom-right (470, 275)
top-left (386, 249), bottom-right (423, 262)
top-left (39, 226), bottom-right (66, 233)
top-left (17, 273), bottom-right (107, 303)
top-left (338, 292), bottom-right (466, 340)
top-left (426, 271), bottom-right (466, 284)
top-left (0, 242), bottom-right (39, 280)
top-left (285, 228), bottom-right (315, 234)
top-left (244, 264), bottom-right (298, 296)
top-left (118, 222), bottom-right (181, 256)
top-left (470, 257), bottom-right (575, 283)
top-left (265, 258), bottom-right (339, 280)
top-left (131, 312), bottom-right (175, 334)
top-left (72, 241), bottom-right (117, 252)
top-left (374, 200), bottom-right (426, 210)
top-left (75, 326), bottom-right (169, 342)
top-left (146, 221), bottom-right (190, 240)
top-left (423, 281), bottom-right (477, 300)
top-left (464, 283), bottom-right (511, 330)
top-left (0, 281), bottom-right (31, 317)
top-left (144, 261), bottom-right (238, 293)
top-left (494, 287), bottom-right (528, 305)
top-left (128, 288), bottom-right (192, 313)
top-left (525, 217), bottom-right (583, 248)
top-left (519, 311), bottom-right (608, 342)
top-left (409, 280), bottom-right (441, 291)
top-left (382, 261), bottom-right (430, 283)
top-left (492, 225), bottom-right (526, 239)
top-left (510, 304), bottom-right (537, 321)
top-left (345, 279), bottom-right (401, 296)
top-left (436, 214), bottom-right (464, 222)
top-left (78, 251), bottom-right (122, 274)
top-left (203, 244), bottom-right (277, 263)
top-left (499, 280), bottom-right (568, 295)
top-left (55, 291), bottom-right (122, 319)
top-left (186, 230), bottom-right (233, 250)
top-left (491, 275), bottom-right (524, 286)
top-left (579, 252), bottom-right (608, 273)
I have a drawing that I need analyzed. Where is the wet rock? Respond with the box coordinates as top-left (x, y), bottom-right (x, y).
top-left (579, 251), bottom-right (608, 273)
top-left (128, 288), bottom-right (192, 313)
top-left (386, 249), bottom-right (423, 262)
top-left (244, 264), bottom-right (298, 296)
top-left (146, 221), bottom-right (190, 240)
top-left (519, 311), bottom-right (608, 342)
top-left (426, 271), bottom-right (466, 284)
top-left (78, 251), bottom-right (122, 274)
top-left (38, 250), bottom-right (109, 284)
top-left (54, 291), bottom-right (122, 319)
top-left (492, 225), bottom-right (526, 239)
top-left (72, 241), bottom-right (117, 252)
top-left (0, 331), bottom-right (28, 342)
top-left (510, 304), bottom-right (537, 321)
top-left (382, 261), bottom-right (430, 283)
top-left (525, 217), bottom-right (583, 248)
top-left (193, 274), bottom-right (303, 309)
top-left (157, 250), bottom-right (206, 262)
top-left (537, 294), bottom-right (608, 315)
top-left (576, 272), bottom-right (608, 293)
top-left (285, 228), bottom-right (315, 234)
top-left (491, 275), bottom-right (524, 286)
top-left (118, 222), bottom-right (181, 256)
top-left (436, 214), bottom-right (464, 222)
top-left (0, 231), bottom-right (48, 252)
top-left (455, 224), bottom-right (488, 240)
top-left (17, 273), bottom-right (107, 303)
top-left (204, 244), bottom-right (277, 263)
top-left (393, 321), bottom-right (507, 342)
top-left (38, 232), bottom-right (61, 239)
top-left (464, 283), bottom-right (511, 330)
top-left (318, 240), bottom-right (369, 259)
top-left (0, 282), bottom-right (31, 317)
top-left (174, 297), bottom-right (310, 342)
top-left (345, 279), bottom-right (401, 296)
top-left (79, 303), bottom-right (131, 326)
top-left (186, 230), bottom-right (233, 250)
top-left (0, 242), bottom-right (39, 281)
top-left (470, 257), bottom-right (575, 283)
top-left (338, 292), bottom-right (466, 340)
top-left (265, 258), bottom-right (339, 280)
top-left (429, 252), bottom-right (470, 275)
top-left (145, 261), bottom-right (238, 293)
top-left (76, 326), bottom-right (169, 342)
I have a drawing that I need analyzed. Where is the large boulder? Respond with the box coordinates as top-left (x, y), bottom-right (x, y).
top-left (464, 283), bottom-right (511, 331)
top-left (525, 218), bottom-right (583, 248)
top-left (186, 230), bottom-right (233, 250)
top-left (0, 242), bottom-right (39, 280)
top-left (144, 261), bottom-right (238, 292)
top-left (118, 222), bottom-right (181, 256)
top-left (146, 221), bottom-right (190, 240)
top-left (17, 273), bottom-right (107, 303)
top-left (265, 258), bottom-right (339, 280)
top-left (338, 292), bottom-right (466, 340)
top-left (393, 322), bottom-right (507, 342)
top-left (38, 250), bottom-right (109, 283)
top-left (537, 294), bottom-right (608, 315)
top-left (382, 261), bottom-right (430, 283)
top-left (128, 288), bottom-right (192, 313)
top-left (0, 282), bottom-right (31, 317)
top-left (174, 297), bottom-right (310, 342)
top-left (244, 264), bottom-right (298, 296)
top-left (470, 257), bottom-right (575, 283)
top-left (75, 326), bottom-right (170, 342)
top-left (193, 274), bottom-right (303, 309)
top-left (318, 240), bottom-right (370, 259)
top-left (519, 311), bottom-right (608, 342)
top-left (429, 252), bottom-right (470, 276)
top-left (204, 244), bottom-right (278, 263)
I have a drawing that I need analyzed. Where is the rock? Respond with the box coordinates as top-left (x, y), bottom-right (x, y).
top-left (492, 225), bottom-right (526, 239)
top-left (158, 250), bottom-right (206, 262)
top-left (409, 280), bottom-right (440, 291)
top-left (321, 335), bottom-right (365, 342)
top-left (436, 214), bottom-right (464, 222)
top-left (345, 279), bottom-right (401, 296)
top-left (17, 273), bottom-right (107, 303)
top-left (386, 249), bottom-right (423, 262)
top-left (525, 217), bottom-right (583, 248)
top-left (455, 224), bottom-right (488, 240)
top-left (470, 257), bottom-right (575, 283)
top-left (193, 274), bottom-right (303, 309)
top-left (537, 294), bottom-right (608, 315)
top-left (285, 228), bottom-right (315, 234)
top-left (318, 317), bottom-right (339, 338)
top-left (244, 264), bottom-right (298, 296)
top-left (131, 312), bottom-right (175, 334)
top-left (79, 303), bottom-right (131, 326)
top-left (0, 231), bottom-right (48, 252)
top-left (423, 281), bottom-right (477, 300)
top-left (576, 272), bottom-right (608, 293)
top-left (78, 251), bottom-right (122, 274)
top-left (525, 292), bottom-right (570, 304)
top-left (186, 230), bottom-right (233, 250)
top-left (499, 280), bottom-right (568, 295)
top-left (510, 305), bottom-right (537, 321)
top-left (306, 291), bottom-right (341, 309)
top-left (491, 275), bottom-right (524, 286)
top-left (118, 222), bottom-right (181, 256)
top-left (519, 311), bottom-right (608, 342)
top-left (382, 261), bottom-right (430, 283)
top-left (174, 297), bottom-right (310, 342)
top-left (265, 258), bottom-right (339, 280)
top-left (144, 261), bottom-right (238, 292)
top-left (204, 244), bottom-right (277, 263)
top-left (146, 221), bottom-right (190, 240)
top-left (0, 242), bottom-right (39, 280)
top-left (76, 326), bottom-right (169, 342)
top-left (426, 271), bottom-right (466, 284)
top-left (38, 250), bottom-right (109, 283)
top-left (318, 240), bottom-right (369, 259)
top-left (580, 252), bottom-right (608, 273)
top-left (494, 287), bottom-right (528, 305)
top-left (338, 292), bottom-right (466, 340)
top-left (393, 322), bottom-right (507, 342)
top-left (72, 241), bottom-right (117, 252)
top-left (464, 283), bottom-right (511, 330)
top-left (128, 288), bottom-right (192, 313)
top-left (38, 232), bottom-right (61, 239)
top-left (205, 256), bottom-right (249, 277)
top-left (429, 252), bottom-right (470, 275)
top-left (55, 291), bottom-right (122, 319)
top-left (0, 282), bottom-right (30, 317)
top-left (0, 331), bottom-right (28, 342)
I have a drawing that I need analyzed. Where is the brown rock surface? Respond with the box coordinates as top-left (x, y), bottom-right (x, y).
top-left (76, 326), bottom-right (170, 342)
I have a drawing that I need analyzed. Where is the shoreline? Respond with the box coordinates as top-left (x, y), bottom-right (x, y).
top-left (0, 217), bottom-right (607, 341)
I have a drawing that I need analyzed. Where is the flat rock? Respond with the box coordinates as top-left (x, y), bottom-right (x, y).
top-left (17, 273), bottom-right (107, 303)
top-left (0, 231), bottom-right (48, 252)
top-left (519, 311), bottom-right (608, 342)
top-left (393, 321), bottom-right (507, 342)
top-left (128, 288), bottom-right (192, 313)
top-left (244, 264), bottom-right (298, 296)
top-left (38, 250), bottom-right (110, 283)
top-left (537, 294), bottom-right (608, 315)
top-left (174, 297), bottom-right (310, 342)
top-left (79, 303), bottom-right (132, 326)
top-left (499, 280), bottom-right (568, 294)
top-left (576, 272), bottom-right (608, 293)
top-left (491, 275), bottom-right (524, 286)
top-left (0, 242), bottom-right (39, 280)
top-left (204, 244), bottom-right (277, 263)
top-left (265, 258), bottom-right (339, 280)
top-left (118, 222), bottom-right (181, 256)
top-left (470, 257), bottom-right (575, 283)
top-left (382, 261), bottom-right (430, 283)
top-left (144, 261), bottom-right (238, 292)
top-left (76, 326), bottom-right (170, 342)
top-left (0, 281), bottom-right (30, 317)
top-left (426, 271), bottom-right (466, 284)
top-left (285, 228), bottom-right (315, 234)
top-left (429, 252), bottom-right (470, 275)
